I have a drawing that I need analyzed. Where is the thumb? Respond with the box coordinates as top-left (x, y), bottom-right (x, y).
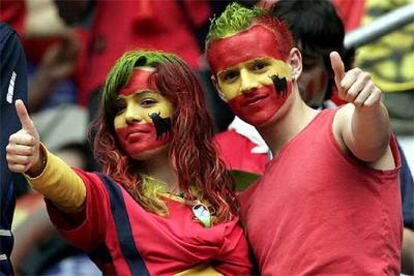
top-left (15, 100), bottom-right (36, 133)
top-left (330, 51), bottom-right (345, 87)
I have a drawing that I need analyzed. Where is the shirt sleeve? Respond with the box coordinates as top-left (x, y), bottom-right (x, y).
top-left (25, 145), bottom-right (86, 213)
top-left (46, 169), bottom-right (111, 251)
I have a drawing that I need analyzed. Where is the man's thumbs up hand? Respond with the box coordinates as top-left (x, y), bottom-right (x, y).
top-left (6, 100), bottom-right (43, 176)
top-left (330, 51), bottom-right (381, 109)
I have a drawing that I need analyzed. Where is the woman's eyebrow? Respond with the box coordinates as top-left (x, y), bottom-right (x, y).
top-left (133, 90), bottom-right (160, 98)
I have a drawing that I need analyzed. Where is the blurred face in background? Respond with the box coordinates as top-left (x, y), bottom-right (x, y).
top-left (297, 45), bottom-right (329, 108)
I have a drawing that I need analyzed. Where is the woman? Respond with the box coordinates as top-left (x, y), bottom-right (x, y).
top-left (6, 50), bottom-right (252, 275)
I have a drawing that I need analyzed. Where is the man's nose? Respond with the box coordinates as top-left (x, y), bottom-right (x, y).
top-left (240, 69), bottom-right (259, 94)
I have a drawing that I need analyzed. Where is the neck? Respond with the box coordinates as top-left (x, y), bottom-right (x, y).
top-left (257, 88), bottom-right (319, 156)
top-left (140, 150), bottom-right (178, 193)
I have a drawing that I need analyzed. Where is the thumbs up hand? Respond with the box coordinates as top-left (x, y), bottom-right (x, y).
top-left (6, 100), bottom-right (44, 176)
top-left (330, 51), bottom-right (381, 109)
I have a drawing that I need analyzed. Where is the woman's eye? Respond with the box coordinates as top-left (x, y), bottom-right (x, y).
top-left (114, 102), bottom-right (126, 114)
top-left (141, 98), bottom-right (158, 107)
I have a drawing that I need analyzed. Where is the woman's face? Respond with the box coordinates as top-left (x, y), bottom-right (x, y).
top-left (114, 67), bottom-right (174, 160)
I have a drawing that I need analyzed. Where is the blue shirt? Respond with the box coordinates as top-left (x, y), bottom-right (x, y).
top-left (0, 23), bottom-right (28, 275)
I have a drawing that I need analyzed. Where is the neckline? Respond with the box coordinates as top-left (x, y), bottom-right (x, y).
top-left (270, 109), bottom-right (327, 162)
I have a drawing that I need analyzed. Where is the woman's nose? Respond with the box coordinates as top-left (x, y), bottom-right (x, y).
top-left (124, 104), bottom-right (142, 124)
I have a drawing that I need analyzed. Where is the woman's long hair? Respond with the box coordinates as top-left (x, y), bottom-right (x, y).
top-left (91, 50), bottom-right (238, 222)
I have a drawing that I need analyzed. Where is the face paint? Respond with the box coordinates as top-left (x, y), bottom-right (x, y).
top-left (228, 80), bottom-right (292, 126)
top-left (116, 123), bottom-right (170, 158)
top-left (270, 75), bottom-right (288, 96)
top-left (114, 68), bottom-right (174, 159)
top-left (148, 112), bottom-right (172, 139)
top-left (119, 68), bottom-right (157, 96)
top-left (215, 57), bottom-right (292, 101)
top-left (207, 25), bottom-right (294, 126)
top-left (207, 24), bottom-right (288, 74)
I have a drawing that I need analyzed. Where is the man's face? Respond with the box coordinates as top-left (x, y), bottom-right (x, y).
top-left (297, 51), bottom-right (329, 107)
top-left (114, 68), bottom-right (174, 160)
top-left (208, 25), bottom-right (293, 126)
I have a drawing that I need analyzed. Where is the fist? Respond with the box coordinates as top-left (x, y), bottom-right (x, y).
top-left (330, 51), bottom-right (382, 108)
top-left (6, 100), bottom-right (42, 175)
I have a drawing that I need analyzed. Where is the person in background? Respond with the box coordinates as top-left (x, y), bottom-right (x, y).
top-left (1, 1), bottom-right (93, 273)
top-left (206, 3), bottom-right (401, 274)
top-left (6, 50), bottom-right (252, 275)
top-left (0, 22), bottom-right (28, 275)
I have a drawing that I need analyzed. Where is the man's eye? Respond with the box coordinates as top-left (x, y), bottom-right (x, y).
top-left (251, 61), bottom-right (268, 72)
top-left (141, 98), bottom-right (158, 107)
top-left (223, 71), bottom-right (239, 82)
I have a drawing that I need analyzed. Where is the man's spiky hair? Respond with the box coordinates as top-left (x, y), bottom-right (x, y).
top-left (103, 50), bottom-right (179, 117)
top-left (205, 2), bottom-right (264, 48)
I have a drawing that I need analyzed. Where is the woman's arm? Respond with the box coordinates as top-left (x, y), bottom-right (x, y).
top-left (6, 100), bottom-right (86, 213)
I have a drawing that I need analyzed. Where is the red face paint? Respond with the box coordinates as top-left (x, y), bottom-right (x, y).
top-left (116, 122), bottom-right (170, 158)
top-left (229, 81), bottom-right (292, 126)
top-left (207, 24), bottom-right (285, 74)
top-left (119, 69), bottom-right (157, 96)
top-left (115, 68), bottom-right (171, 158)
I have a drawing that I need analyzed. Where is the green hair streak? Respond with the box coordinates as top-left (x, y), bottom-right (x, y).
top-left (102, 50), bottom-right (180, 116)
top-left (205, 2), bottom-right (264, 48)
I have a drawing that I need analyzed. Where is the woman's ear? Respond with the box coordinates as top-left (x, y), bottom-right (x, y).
top-left (210, 74), bottom-right (228, 102)
top-left (288, 47), bottom-right (302, 81)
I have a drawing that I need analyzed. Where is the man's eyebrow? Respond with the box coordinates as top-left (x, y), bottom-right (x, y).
top-left (248, 57), bottom-right (269, 64)
top-left (219, 68), bottom-right (238, 76)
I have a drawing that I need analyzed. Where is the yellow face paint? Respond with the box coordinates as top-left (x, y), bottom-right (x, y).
top-left (114, 91), bottom-right (174, 130)
top-left (217, 57), bottom-right (292, 101)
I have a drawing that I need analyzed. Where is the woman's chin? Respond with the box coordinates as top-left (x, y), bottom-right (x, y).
top-left (129, 144), bottom-right (169, 161)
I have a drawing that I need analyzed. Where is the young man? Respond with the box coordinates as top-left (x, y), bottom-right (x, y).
top-left (206, 3), bottom-right (402, 274)
top-left (214, 0), bottom-right (414, 272)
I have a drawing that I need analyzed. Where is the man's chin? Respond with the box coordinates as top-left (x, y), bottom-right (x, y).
top-left (239, 115), bottom-right (271, 127)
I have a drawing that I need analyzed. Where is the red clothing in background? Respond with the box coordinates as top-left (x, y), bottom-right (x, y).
top-left (214, 130), bottom-right (267, 175)
top-left (332, 0), bottom-right (365, 31)
top-left (78, 0), bottom-right (210, 105)
top-left (0, 0), bottom-right (26, 36)
top-left (239, 109), bottom-right (402, 275)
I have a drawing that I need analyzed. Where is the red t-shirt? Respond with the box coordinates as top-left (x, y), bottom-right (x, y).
top-left (47, 171), bottom-right (252, 275)
top-left (239, 109), bottom-right (402, 275)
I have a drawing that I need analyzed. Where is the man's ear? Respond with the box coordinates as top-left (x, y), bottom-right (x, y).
top-left (288, 47), bottom-right (302, 81)
top-left (210, 74), bottom-right (228, 102)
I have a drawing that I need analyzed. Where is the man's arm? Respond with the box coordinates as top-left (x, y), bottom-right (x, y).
top-left (330, 51), bottom-right (392, 165)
